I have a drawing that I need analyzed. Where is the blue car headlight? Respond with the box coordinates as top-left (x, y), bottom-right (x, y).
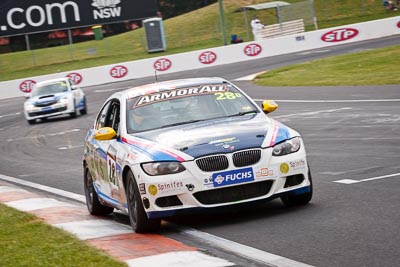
top-left (141, 162), bottom-right (186, 176)
top-left (272, 137), bottom-right (301, 156)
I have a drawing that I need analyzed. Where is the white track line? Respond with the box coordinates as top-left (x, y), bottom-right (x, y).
top-left (334, 172), bottom-right (400, 184)
top-left (0, 112), bottom-right (21, 119)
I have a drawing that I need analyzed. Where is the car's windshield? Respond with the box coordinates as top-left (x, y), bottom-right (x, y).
top-left (32, 81), bottom-right (69, 97)
top-left (126, 83), bottom-right (258, 133)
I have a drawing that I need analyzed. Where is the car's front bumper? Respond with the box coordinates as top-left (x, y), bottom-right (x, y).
top-left (24, 102), bottom-right (73, 120)
top-left (136, 146), bottom-right (311, 219)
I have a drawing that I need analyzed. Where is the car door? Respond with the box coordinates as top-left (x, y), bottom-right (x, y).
top-left (93, 100), bottom-right (124, 207)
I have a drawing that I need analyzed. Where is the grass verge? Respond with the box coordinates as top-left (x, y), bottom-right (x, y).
top-left (254, 44), bottom-right (400, 86)
top-left (0, 203), bottom-right (126, 267)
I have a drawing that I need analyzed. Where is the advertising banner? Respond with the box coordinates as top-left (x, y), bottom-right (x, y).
top-left (0, 0), bottom-right (157, 37)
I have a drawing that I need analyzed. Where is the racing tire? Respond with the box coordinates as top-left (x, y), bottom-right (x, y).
top-left (126, 170), bottom-right (161, 233)
top-left (27, 119), bottom-right (36, 125)
top-left (84, 166), bottom-right (114, 215)
top-left (80, 97), bottom-right (87, 115)
top-left (281, 165), bottom-right (313, 207)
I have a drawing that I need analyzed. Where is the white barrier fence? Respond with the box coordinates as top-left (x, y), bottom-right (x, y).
top-left (0, 16), bottom-right (399, 100)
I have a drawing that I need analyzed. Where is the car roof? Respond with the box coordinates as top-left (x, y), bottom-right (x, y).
top-left (36, 77), bottom-right (70, 86)
top-left (122, 77), bottom-right (228, 99)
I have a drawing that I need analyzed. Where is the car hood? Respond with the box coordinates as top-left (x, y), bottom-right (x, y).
top-left (26, 92), bottom-right (68, 105)
top-left (133, 114), bottom-right (297, 158)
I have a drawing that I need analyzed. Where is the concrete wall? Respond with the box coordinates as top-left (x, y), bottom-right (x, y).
top-left (1, 16), bottom-right (399, 100)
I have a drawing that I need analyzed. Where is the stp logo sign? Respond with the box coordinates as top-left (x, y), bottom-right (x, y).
top-left (66, 73), bottom-right (83, 84)
top-left (321, 28), bottom-right (359, 42)
top-left (199, 51), bottom-right (217, 64)
top-left (397, 21), bottom-right (400, 28)
top-left (19, 80), bottom-right (36, 93)
top-left (154, 58), bottom-right (172, 71)
top-left (244, 44), bottom-right (262, 57)
top-left (110, 65), bottom-right (128, 78)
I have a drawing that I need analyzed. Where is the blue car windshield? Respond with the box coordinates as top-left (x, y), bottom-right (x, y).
top-left (32, 82), bottom-right (69, 97)
top-left (126, 83), bottom-right (259, 133)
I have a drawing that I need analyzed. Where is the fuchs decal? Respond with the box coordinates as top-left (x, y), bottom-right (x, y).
top-left (321, 28), bottom-right (359, 42)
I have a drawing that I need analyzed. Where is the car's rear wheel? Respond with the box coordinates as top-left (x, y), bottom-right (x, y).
top-left (27, 119), bottom-right (36, 125)
top-left (126, 170), bottom-right (160, 233)
top-left (281, 165), bottom-right (313, 207)
top-left (84, 166), bottom-right (114, 215)
top-left (80, 97), bottom-right (87, 115)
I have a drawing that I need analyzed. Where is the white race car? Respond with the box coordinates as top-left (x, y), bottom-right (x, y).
top-left (24, 77), bottom-right (87, 124)
top-left (83, 77), bottom-right (313, 233)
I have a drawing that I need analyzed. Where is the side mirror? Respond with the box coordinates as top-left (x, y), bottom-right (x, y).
top-left (262, 100), bottom-right (278, 114)
top-left (94, 127), bottom-right (117, 141)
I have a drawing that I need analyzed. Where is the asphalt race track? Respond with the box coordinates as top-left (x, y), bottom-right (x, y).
top-left (1, 35), bottom-right (399, 267)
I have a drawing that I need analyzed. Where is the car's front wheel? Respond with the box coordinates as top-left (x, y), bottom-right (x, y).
top-left (281, 165), bottom-right (313, 207)
top-left (27, 119), bottom-right (36, 125)
top-left (84, 166), bottom-right (114, 215)
top-left (126, 170), bottom-right (160, 233)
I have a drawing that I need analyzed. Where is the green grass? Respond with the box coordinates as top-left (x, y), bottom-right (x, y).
top-left (0, 203), bottom-right (126, 267)
top-left (254, 44), bottom-right (400, 86)
top-left (0, 0), bottom-right (399, 82)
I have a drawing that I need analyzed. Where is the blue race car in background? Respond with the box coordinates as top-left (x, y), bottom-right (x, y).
top-left (24, 77), bottom-right (87, 124)
top-left (83, 77), bottom-right (313, 233)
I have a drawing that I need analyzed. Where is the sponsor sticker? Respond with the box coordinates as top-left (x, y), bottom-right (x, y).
top-left (66, 72), bottom-right (83, 84)
top-left (280, 163), bottom-right (289, 174)
top-left (138, 183), bottom-right (146, 195)
top-left (157, 181), bottom-right (184, 193)
top-left (92, 0), bottom-right (122, 20)
top-left (148, 184), bottom-right (157, 195)
top-left (20, 80), bottom-right (36, 93)
top-left (154, 58), bottom-right (172, 71)
top-left (289, 159), bottom-right (306, 170)
top-left (212, 167), bottom-right (254, 187)
top-left (244, 43), bottom-right (262, 57)
top-left (135, 85), bottom-right (227, 107)
top-left (110, 65), bottom-right (128, 78)
top-left (199, 51), bottom-right (217, 64)
top-left (321, 28), bottom-right (359, 42)
top-left (256, 168), bottom-right (275, 178)
top-left (186, 184), bottom-right (195, 191)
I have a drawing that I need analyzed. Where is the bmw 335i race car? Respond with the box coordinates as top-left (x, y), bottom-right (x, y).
top-left (83, 77), bottom-right (313, 233)
top-left (23, 77), bottom-right (87, 124)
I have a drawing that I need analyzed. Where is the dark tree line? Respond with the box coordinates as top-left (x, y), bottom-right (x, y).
top-left (157, 0), bottom-right (217, 19)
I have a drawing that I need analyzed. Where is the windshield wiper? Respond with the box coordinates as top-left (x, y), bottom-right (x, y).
top-left (227, 110), bottom-right (259, 117)
top-left (160, 119), bottom-right (205, 128)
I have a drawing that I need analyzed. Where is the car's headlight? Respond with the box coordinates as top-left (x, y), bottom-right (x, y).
top-left (25, 104), bottom-right (35, 110)
top-left (59, 96), bottom-right (69, 104)
top-left (141, 162), bottom-right (186, 176)
top-left (272, 137), bottom-right (301, 156)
